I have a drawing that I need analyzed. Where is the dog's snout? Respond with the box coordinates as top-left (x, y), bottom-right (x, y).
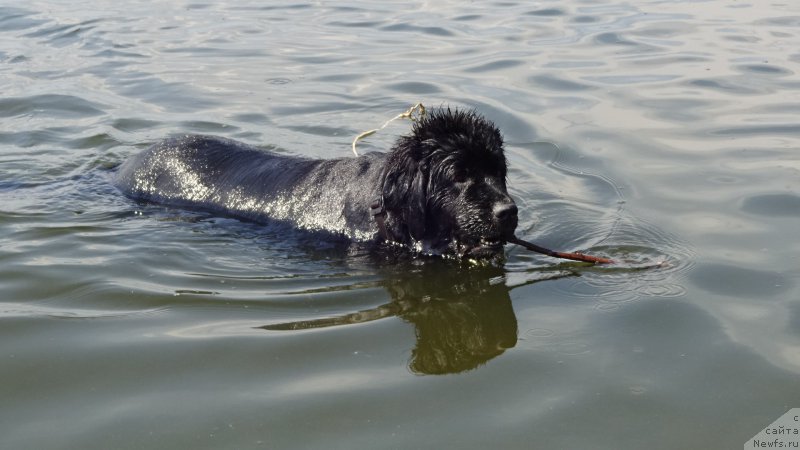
top-left (493, 202), bottom-right (518, 222)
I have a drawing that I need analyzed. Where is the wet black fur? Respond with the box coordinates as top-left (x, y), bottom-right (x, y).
top-left (115, 108), bottom-right (518, 258)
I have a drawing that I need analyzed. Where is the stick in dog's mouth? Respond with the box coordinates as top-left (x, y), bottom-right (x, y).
top-left (508, 236), bottom-right (615, 265)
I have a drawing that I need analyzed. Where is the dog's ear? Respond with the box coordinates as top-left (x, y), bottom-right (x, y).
top-left (406, 165), bottom-right (428, 240)
top-left (382, 150), bottom-right (430, 242)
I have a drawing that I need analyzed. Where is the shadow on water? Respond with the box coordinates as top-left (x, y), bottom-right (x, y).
top-left (260, 260), bottom-right (572, 375)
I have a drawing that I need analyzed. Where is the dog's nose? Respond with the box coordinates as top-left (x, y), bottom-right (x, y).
top-left (493, 202), bottom-right (518, 223)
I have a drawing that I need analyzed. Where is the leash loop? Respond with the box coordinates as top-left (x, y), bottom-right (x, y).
top-left (352, 103), bottom-right (426, 156)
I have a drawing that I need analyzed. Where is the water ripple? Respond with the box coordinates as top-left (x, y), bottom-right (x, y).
top-left (1, 1), bottom-right (799, 447)
top-left (0, 94), bottom-right (106, 118)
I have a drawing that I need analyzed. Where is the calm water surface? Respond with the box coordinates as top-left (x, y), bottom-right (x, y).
top-left (1, 1), bottom-right (799, 449)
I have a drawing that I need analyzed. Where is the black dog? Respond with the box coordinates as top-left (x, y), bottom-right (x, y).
top-left (115, 108), bottom-right (518, 259)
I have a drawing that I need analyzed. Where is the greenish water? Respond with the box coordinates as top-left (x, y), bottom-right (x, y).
top-left (1, 1), bottom-right (799, 449)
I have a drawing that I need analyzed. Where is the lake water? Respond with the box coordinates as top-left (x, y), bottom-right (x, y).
top-left (2, 1), bottom-right (799, 449)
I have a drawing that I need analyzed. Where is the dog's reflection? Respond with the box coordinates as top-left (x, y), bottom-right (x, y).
top-left (261, 263), bottom-right (558, 375)
top-left (398, 267), bottom-right (517, 375)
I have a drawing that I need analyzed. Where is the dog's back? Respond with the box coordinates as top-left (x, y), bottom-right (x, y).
top-left (116, 135), bottom-right (385, 240)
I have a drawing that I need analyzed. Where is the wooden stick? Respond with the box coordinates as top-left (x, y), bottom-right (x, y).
top-left (508, 236), bottom-right (615, 264)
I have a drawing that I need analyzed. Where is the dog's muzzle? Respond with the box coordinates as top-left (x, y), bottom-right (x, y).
top-left (461, 200), bottom-right (518, 259)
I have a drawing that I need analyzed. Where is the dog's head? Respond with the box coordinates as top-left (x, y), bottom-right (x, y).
top-left (382, 108), bottom-right (518, 259)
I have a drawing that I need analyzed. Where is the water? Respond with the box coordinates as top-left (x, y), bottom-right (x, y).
top-left (1, 1), bottom-right (799, 448)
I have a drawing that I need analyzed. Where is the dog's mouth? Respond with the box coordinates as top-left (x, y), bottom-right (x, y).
top-left (459, 237), bottom-right (505, 259)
